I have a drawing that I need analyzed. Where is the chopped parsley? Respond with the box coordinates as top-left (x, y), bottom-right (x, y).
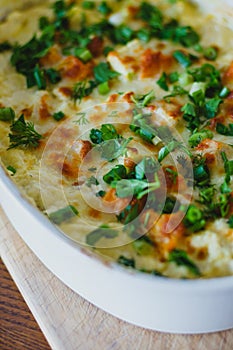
top-left (90, 124), bottom-right (120, 144)
top-left (103, 165), bottom-right (127, 184)
top-left (216, 123), bottom-right (233, 136)
top-left (99, 137), bottom-right (133, 162)
top-left (94, 62), bottom-right (120, 83)
top-left (53, 111), bottom-right (65, 121)
top-left (156, 72), bottom-right (169, 91)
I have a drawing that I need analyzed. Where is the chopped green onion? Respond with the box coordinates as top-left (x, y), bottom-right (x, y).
top-left (103, 164), bottom-right (127, 184)
top-left (203, 47), bottom-right (218, 61)
top-left (173, 50), bottom-right (192, 67)
top-left (74, 47), bottom-right (93, 62)
top-left (193, 163), bottom-right (210, 186)
top-left (0, 107), bottom-right (15, 122)
top-left (33, 65), bottom-right (46, 90)
top-left (98, 81), bottom-right (110, 95)
top-left (219, 86), bottom-right (230, 98)
top-left (189, 129), bottom-right (213, 147)
top-left (7, 165), bottom-right (16, 175)
top-left (185, 205), bottom-right (203, 223)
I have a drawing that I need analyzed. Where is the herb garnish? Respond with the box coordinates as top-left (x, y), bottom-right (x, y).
top-left (86, 225), bottom-right (118, 246)
top-left (49, 205), bottom-right (78, 225)
top-left (169, 249), bottom-right (201, 276)
top-left (8, 115), bottom-right (42, 149)
top-left (117, 255), bottom-right (135, 268)
top-left (90, 124), bottom-right (120, 144)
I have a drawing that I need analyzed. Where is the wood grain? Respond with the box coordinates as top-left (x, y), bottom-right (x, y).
top-left (0, 206), bottom-right (233, 350)
top-left (0, 258), bottom-right (51, 350)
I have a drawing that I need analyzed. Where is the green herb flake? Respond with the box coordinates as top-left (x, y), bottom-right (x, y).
top-left (90, 124), bottom-right (119, 144)
top-left (228, 216), bottom-right (233, 228)
top-left (131, 90), bottom-right (155, 108)
top-left (86, 176), bottom-right (99, 187)
top-left (132, 236), bottom-right (154, 255)
top-left (53, 111), bottom-right (65, 121)
top-left (74, 47), bottom-right (93, 62)
top-left (173, 50), bottom-right (192, 68)
top-left (156, 72), bottom-right (169, 91)
top-left (98, 1), bottom-right (112, 15)
top-left (216, 123), bottom-right (233, 136)
top-left (7, 165), bottom-right (16, 175)
top-left (103, 164), bottom-right (127, 184)
top-left (96, 190), bottom-right (106, 197)
top-left (8, 115), bottom-right (42, 149)
top-left (49, 205), bottom-right (78, 225)
top-left (203, 47), bottom-right (218, 61)
top-left (184, 205), bottom-right (206, 232)
top-left (82, 1), bottom-right (95, 10)
top-left (98, 81), bottom-right (110, 95)
top-left (94, 62), bottom-right (120, 84)
top-left (0, 107), bottom-right (15, 122)
top-left (86, 225), bottom-right (118, 246)
top-left (189, 129), bottom-right (213, 147)
top-left (117, 255), bottom-right (135, 268)
top-left (72, 80), bottom-right (97, 104)
top-left (100, 137), bottom-right (132, 162)
top-left (135, 157), bottom-right (159, 180)
top-left (204, 97), bottom-right (222, 119)
top-left (169, 249), bottom-right (201, 276)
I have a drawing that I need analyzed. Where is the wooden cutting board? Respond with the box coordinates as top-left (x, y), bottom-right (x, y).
top-left (0, 206), bottom-right (232, 350)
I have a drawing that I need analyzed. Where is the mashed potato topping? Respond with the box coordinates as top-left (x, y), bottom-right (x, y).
top-left (0, 0), bottom-right (232, 278)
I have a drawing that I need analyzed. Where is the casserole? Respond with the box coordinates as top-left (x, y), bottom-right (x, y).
top-left (0, 0), bottom-right (232, 332)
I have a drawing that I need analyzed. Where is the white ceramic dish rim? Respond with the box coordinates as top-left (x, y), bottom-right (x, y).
top-left (1, 166), bottom-right (233, 334)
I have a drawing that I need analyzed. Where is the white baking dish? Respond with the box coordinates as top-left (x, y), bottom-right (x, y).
top-left (1, 166), bottom-right (233, 334)
top-left (0, 0), bottom-right (233, 334)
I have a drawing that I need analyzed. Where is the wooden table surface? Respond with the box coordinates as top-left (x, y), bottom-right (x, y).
top-left (0, 258), bottom-right (50, 350)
